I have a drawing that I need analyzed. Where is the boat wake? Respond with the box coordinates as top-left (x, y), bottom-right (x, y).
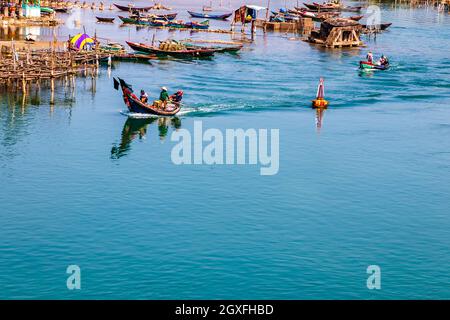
top-left (120, 110), bottom-right (161, 118)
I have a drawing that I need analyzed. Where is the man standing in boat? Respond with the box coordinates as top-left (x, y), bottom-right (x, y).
top-left (160, 87), bottom-right (170, 109)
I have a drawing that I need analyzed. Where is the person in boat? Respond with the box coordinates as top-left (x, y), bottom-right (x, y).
top-left (366, 51), bottom-right (374, 64)
top-left (379, 54), bottom-right (389, 66)
top-left (140, 90), bottom-right (148, 103)
top-left (159, 86), bottom-right (170, 109)
top-left (170, 90), bottom-right (183, 103)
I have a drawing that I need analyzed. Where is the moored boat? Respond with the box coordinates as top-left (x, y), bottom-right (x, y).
top-left (349, 15), bottom-right (364, 22)
top-left (114, 3), bottom-right (153, 12)
top-left (126, 41), bottom-right (216, 57)
top-left (296, 9), bottom-right (339, 22)
top-left (118, 16), bottom-right (167, 26)
top-left (303, 2), bottom-right (342, 12)
top-left (187, 11), bottom-right (233, 20)
top-left (96, 16), bottom-right (115, 23)
top-left (114, 78), bottom-right (181, 116)
top-left (184, 43), bottom-right (243, 53)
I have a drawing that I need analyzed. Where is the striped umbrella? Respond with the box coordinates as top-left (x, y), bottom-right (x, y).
top-left (70, 33), bottom-right (95, 50)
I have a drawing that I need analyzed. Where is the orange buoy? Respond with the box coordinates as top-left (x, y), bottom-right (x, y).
top-left (312, 78), bottom-right (329, 108)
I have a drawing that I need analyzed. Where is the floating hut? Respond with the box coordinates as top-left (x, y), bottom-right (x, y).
top-left (307, 18), bottom-right (363, 48)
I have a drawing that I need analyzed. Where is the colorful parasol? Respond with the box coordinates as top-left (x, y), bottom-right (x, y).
top-left (70, 33), bottom-right (95, 50)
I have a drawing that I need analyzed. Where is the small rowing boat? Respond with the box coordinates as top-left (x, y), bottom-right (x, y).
top-left (359, 61), bottom-right (389, 70)
top-left (187, 11), bottom-right (233, 20)
top-left (126, 41), bottom-right (216, 57)
top-left (114, 78), bottom-right (181, 116)
top-left (114, 3), bottom-right (153, 12)
top-left (96, 16), bottom-right (115, 23)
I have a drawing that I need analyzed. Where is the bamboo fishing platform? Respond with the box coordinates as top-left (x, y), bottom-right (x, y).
top-left (0, 41), bottom-right (110, 94)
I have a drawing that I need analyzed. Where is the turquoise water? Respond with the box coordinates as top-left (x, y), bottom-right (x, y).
top-left (1, 2), bottom-right (450, 299)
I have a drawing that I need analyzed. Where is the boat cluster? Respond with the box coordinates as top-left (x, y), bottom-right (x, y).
top-left (270, 1), bottom-right (392, 32)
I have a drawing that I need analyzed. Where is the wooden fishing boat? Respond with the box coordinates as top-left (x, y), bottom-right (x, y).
top-left (187, 11), bottom-right (233, 20)
top-left (119, 16), bottom-right (208, 29)
top-left (149, 13), bottom-right (178, 20)
top-left (361, 22), bottom-right (392, 31)
top-left (359, 61), bottom-right (389, 70)
top-left (101, 53), bottom-right (157, 63)
top-left (341, 6), bottom-right (363, 12)
top-left (168, 20), bottom-right (210, 29)
top-left (303, 3), bottom-right (361, 12)
top-left (96, 16), bottom-right (115, 23)
top-left (183, 20), bottom-right (210, 29)
top-left (115, 78), bottom-right (181, 116)
top-left (118, 16), bottom-right (167, 26)
top-left (184, 43), bottom-right (243, 53)
top-left (126, 41), bottom-right (216, 57)
top-left (53, 7), bottom-right (71, 13)
top-left (349, 15), bottom-right (364, 22)
top-left (303, 2), bottom-right (341, 12)
top-left (114, 3), bottom-right (153, 12)
top-left (296, 10), bottom-right (339, 22)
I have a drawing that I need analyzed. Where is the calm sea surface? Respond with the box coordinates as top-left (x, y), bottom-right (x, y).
top-left (0, 1), bottom-right (449, 299)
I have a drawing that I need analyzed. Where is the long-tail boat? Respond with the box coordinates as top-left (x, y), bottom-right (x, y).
top-left (114, 78), bottom-right (181, 116)
top-left (187, 11), bottom-right (233, 20)
top-left (126, 41), bottom-right (216, 57)
top-left (114, 3), bottom-right (153, 12)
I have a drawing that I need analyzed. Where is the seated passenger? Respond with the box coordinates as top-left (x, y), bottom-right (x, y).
top-left (170, 90), bottom-right (184, 103)
top-left (140, 90), bottom-right (148, 103)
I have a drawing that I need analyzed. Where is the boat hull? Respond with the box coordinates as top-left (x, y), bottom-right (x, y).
top-left (359, 61), bottom-right (389, 70)
top-left (187, 11), bottom-right (233, 19)
top-left (114, 3), bottom-right (153, 12)
top-left (96, 16), bottom-right (115, 23)
top-left (126, 41), bottom-right (216, 57)
top-left (119, 16), bottom-right (164, 26)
